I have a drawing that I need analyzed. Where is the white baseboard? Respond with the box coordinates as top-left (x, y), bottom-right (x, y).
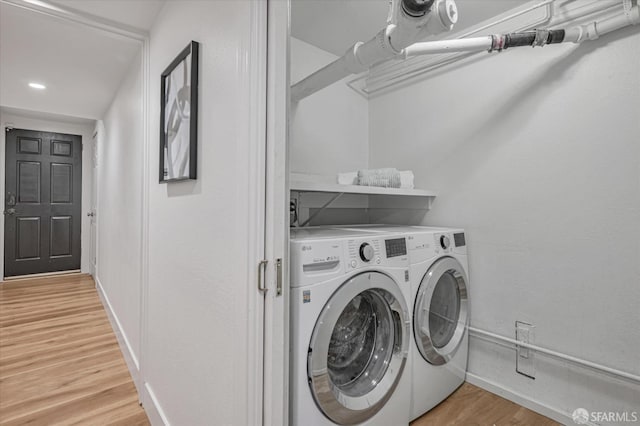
top-left (95, 276), bottom-right (169, 425)
top-left (95, 276), bottom-right (141, 395)
top-left (141, 382), bottom-right (171, 426)
top-left (466, 372), bottom-right (598, 426)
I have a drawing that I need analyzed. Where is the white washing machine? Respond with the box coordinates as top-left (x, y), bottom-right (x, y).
top-left (337, 225), bottom-right (470, 420)
top-left (290, 227), bottom-right (412, 426)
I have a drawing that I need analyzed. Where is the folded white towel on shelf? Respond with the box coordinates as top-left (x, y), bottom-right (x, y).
top-left (337, 169), bottom-right (416, 189)
top-left (400, 170), bottom-right (414, 189)
top-left (357, 168), bottom-right (402, 188)
top-left (337, 172), bottom-right (358, 185)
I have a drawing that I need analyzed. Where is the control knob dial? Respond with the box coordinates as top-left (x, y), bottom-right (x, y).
top-left (359, 243), bottom-right (374, 262)
top-left (440, 235), bottom-right (451, 250)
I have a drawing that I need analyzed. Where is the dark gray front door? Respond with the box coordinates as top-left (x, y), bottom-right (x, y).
top-left (4, 128), bottom-right (82, 277)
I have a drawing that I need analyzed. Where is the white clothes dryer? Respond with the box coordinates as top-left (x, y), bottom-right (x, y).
top-left (290, 227), bottom-right (413, 426)
top-left (405, 226), bottom-right (469, 421)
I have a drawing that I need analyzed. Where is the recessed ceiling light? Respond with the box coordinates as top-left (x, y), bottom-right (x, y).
top-left (28, 82), bottom-right (46, 90)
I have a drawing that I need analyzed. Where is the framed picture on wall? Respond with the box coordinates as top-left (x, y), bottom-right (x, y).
top-left (160, 40), bottom-right (199, 182)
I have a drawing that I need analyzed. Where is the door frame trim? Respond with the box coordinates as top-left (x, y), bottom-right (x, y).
top-left (264, 1), bottom-right (291, 425)
top-left (244, 1), bottom-right (268, 425)
top-left (88, 131), bottom-right (98, 277)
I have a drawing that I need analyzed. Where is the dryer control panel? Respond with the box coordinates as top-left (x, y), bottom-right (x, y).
top-left (405, 228), bottom-right (467, 262)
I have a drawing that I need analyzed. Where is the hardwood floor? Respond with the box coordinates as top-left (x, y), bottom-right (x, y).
top-left (1, 274), bottom-right (558, 426)
top-left (411, 382), bottom-right (559, 426)
top-left (0, 274), bottom-right (149, 426)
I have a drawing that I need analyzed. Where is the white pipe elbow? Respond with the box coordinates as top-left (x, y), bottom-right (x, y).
top-left (390, 0), bottom-right (458, 51)
top-left (345, 26), bottom-right (399, 74)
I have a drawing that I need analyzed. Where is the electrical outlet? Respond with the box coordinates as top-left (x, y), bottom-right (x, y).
top-left (516, 321), bottom-right (535, 379)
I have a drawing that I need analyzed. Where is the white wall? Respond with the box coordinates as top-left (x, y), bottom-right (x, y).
top-left (0, 109), bottom-right (94, 280)
top-left (95, 51), bottom-right (143, 381)
top-left (144, 1), bottom-right (262, 424)
top-left (369, 26), bottom-right (640, 421)
top-left (290, 38), bottom-right (369, 176)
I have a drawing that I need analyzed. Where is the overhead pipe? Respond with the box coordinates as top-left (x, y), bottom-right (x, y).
top-left (402, 29), bottom-right (567, 57)
top-left (564, 0), bottom-right (640, 42)
top-left (292, 0), bottom-right (640, 101)
top-left (403, 2), bottom-right (640, 57)
top-left (291, 0), bottom-right (459, 102)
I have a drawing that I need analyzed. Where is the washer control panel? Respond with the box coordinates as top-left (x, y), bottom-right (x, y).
top-left (290, 231), bottom-right (412, 286)
top-left (347, 237), bottom-right (408, 270)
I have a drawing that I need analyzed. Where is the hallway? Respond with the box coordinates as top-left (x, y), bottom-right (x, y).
top-left (0, 274), bottom-right (148, 425)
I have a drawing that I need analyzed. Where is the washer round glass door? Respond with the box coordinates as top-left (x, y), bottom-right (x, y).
top-left (414, 257), bottom-right (468, 366)
top-left (308, 271), bottom-right (409, 425)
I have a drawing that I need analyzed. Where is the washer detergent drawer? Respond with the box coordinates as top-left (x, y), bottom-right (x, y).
top-left (302, 259), bottom-right (340, 273)
top-left (290, 240), bottom-right (344, 287)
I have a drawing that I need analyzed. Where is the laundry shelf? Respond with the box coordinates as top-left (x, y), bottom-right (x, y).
top-left (290, 174), bottom-right (436, 226)
top-left (291, 180), bottom-right (436, 197)
top-left (290, 174), bottom-right (436, 198)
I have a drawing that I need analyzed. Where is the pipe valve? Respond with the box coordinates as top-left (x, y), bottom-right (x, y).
top-left (401, 0), bottom-right (435, 17)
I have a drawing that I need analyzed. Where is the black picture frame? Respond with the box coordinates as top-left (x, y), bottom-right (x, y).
top-left (160, 40), bottom-right (199, 183)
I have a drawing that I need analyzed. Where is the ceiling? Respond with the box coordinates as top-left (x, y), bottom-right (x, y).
top-left (291, 0), bottom-right (532, 57)
top-left (0, 1), bottom-right (164, 121)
